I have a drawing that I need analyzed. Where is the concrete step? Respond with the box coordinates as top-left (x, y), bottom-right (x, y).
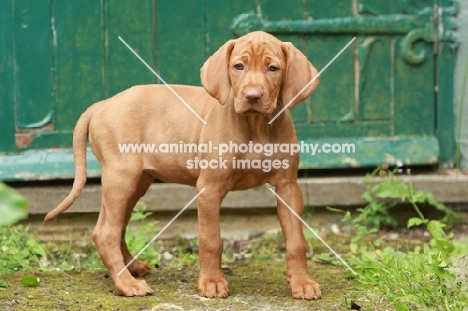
top-left (14, 170), bottom-right (468, 215)
top-left (12, 169), bottom-right (468, 241)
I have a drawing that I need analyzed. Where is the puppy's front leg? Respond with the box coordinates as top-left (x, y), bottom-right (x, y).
top-left (275, 181), bottom-right (322, 300)
top-left (196, 185), bottom-right (229, 298)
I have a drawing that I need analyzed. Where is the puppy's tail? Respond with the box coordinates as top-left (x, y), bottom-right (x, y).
top-left (44, 105), bottom-right (97, 222)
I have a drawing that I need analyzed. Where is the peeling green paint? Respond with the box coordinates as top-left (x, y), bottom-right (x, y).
top-left (0, 148), bottom-right (101, 181)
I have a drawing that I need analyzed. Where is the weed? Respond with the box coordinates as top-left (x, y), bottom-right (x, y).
top-left (359, 168), bottom-right (456, 229)
top-left (249, 233), bottom-right (284, 261)
top-left (327, 168), bottom-right (458, 258)
top-left (162, 238), bottom-right (200, 268)
top-left (180, 253), bottom-right (199, 265)
top-left (326, 167), bottom-right (468, 310)
top-left (0, 202), bottom-right (162, 276)
top-left (0, 225), bottom-right (47, 275)
top-left (124, 202), bottom-right (162, 267)
top-left (0, 280), bottom-right (10, 287)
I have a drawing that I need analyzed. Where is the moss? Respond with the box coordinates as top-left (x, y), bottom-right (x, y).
top-left (0, 260), bottom-right (354, 310)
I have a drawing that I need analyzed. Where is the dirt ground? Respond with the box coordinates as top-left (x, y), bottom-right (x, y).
top-left (2, 215), bottom-right (466, 311)
top-left (0, 260), bottom-right (354, 311)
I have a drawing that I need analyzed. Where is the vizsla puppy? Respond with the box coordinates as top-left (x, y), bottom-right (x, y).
top-left (44, 31), bottom-right (321, 299)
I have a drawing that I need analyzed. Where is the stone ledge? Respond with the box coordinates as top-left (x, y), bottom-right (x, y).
top-left (15, 172), bottom-right (468, 215)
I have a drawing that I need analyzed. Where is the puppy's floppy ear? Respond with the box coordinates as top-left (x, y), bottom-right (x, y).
top-left (281, 42), bottom-right (319, 109)
top-left (200, 40), bottom-right (235, 105)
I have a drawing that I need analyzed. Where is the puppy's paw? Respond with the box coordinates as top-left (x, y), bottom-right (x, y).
top-left (288, 274), bottom-right (321, 300)
top-left (197, 276), bottom-right (229, 298)
top-left (116, 278), bottom-right (153, 297)
top-left (128, 259), bottom-right (151, 277)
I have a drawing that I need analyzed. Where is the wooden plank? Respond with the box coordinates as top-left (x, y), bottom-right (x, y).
top-left (13, 0), bottom-right (53, 130)
top-left (306, 0), bottom-right (355, 124)
top-left (298, 136), bottom-right (439, 168)
top-left (0, 0), bottom-right (16, 152)
top-left (436, 42), bottom-right (456, 167)
top-left (105, 0), bottom-right (156, 97)
top-left (436, 0), bottom-right (457, 167)
top-left (204, 0), bottom-right (252, 56)
top-left (393, 37), bottom-right (435, 136)
top-left (295, 122), bottom-right (392, 138)
top-left (17, 131), bottom-right (72, 150)
top-left (305, 35), bottom-right (355, 123)
top-left (306, 0), bottom-right (352, 18)
top-left (155, 0), bottom-right (205, 86)
top-left (53, 0), bottom-right (104, 131)
top-left (359, 0), bottom-right (392, 15)
top-left (0, 147), bottom-right (101, 181)
top-left (357, 37), bottom-right (392, 121)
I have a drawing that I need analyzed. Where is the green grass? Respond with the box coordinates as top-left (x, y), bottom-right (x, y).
top-left (348, 243), bottom-right (468, 310)
top-left (0, 225), bottom-right (104, 275)
top-left (325, 168), bottom-right (468, 310)
top-left (0, 203), bottom-right (197, 277)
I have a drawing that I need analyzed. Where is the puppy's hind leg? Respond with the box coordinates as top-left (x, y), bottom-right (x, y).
top-left (120, 173), bottom-right (154, 277)
top-left (92, 169), bottom-right (153, 296)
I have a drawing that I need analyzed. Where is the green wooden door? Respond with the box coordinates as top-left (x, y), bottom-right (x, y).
top-left (0, 1), bottom-right (159, 179)
top-left (229, 0), bottom-right (457, 168)
top-left (0, 0), bottom-right (458, 181)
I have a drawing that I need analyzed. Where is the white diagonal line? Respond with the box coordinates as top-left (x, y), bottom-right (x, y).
top-left (268, 188), bottom-right (357, 275)
top-left (268, 36), bottom-right (357, 124)
top-left (118, 36), bottom-right (207, 125)
top-left (117, 188), bottom-right (206, 277)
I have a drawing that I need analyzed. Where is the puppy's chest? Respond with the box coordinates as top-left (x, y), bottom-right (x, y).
top-left (230, 168), bottom-right (272, 190)
top-left (226, 153), bottom-right (292, 190)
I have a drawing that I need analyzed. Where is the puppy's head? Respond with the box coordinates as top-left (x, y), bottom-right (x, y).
top-left (200, 31), bottom-right (319, 116)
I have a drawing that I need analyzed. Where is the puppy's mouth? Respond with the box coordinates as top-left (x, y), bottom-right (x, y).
top-left (234, 99), bottom-right (275, 116)
top-left (237, 106), bottom-right (272, 117)
top-left (243, 108), bottom-right (263, 115)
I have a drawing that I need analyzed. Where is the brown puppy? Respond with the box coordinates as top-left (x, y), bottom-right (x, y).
top-left (44, 31), bottom-right (320, 299)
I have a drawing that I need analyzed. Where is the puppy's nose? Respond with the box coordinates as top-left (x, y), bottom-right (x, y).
top-left (245, 89), bottom-right (263, 102)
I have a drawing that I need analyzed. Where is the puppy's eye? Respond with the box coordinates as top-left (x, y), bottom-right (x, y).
top-left (268, 65), bottom-right (279, 72)
top-left (234, 63), bottom-right (244, 70)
